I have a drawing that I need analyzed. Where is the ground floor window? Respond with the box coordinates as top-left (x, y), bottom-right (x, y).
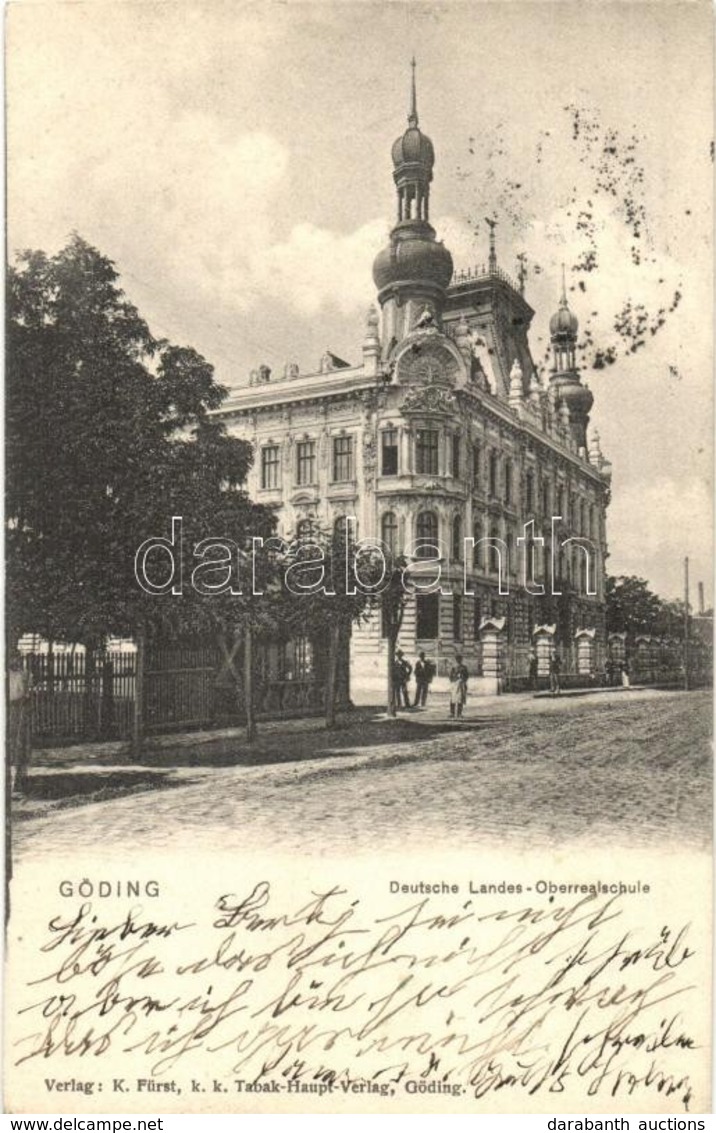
top-left (453, 594), bottom-right (463, 641)
top-left (416, 592), bottom-right (439, 639)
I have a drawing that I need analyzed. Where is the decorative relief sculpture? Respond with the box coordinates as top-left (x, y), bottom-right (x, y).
top-left (401, 385), bottom-right (457, 415)
top-left (396, 341), bottom-right (459, 385)
top-left (414, 304), bottom-right (436, 330)
top-left (362, 430), bottom-right (377, 485)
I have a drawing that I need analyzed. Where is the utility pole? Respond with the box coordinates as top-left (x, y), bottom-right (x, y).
top-left (683, 556), bottom-right (690, 691)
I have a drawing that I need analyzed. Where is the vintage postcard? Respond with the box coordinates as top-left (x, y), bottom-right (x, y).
top-left (4, 0), bottom-right (713, 1117)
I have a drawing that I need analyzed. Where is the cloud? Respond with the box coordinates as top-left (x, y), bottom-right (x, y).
top-left (608, 475), bottom-right (712, 601)
top-left (254, 218), bottom-right (389, 317)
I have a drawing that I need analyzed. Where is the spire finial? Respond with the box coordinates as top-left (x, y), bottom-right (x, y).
top-left (560, 262), bottom-right (567, 305)
top-left (408, 56), bottom-right (418, 127)
top-left (486, 216), bottom-right (498, 272)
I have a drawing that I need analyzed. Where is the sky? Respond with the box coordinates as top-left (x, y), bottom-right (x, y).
top-left (7, 0), bottom-right (714, 604)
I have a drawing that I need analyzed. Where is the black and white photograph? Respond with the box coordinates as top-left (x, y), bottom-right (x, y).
top-left (4, 0), bottom-right (713, 1118)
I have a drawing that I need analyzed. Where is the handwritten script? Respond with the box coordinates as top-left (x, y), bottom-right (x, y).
top-left (12, 882), bottom-right (703, 1110)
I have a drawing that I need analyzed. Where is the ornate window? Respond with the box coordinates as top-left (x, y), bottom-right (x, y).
top-left (416, 429), bottom-right (439, 475)
top-left (416, 593), bottom-right (439, 639)
top-left (542, 478), bottom-right (550, 517)
top-left (506, 527), bottom-right (516, 576)
top-left (381, 511), bottom-right (398, 554)
top-left (261, 445), bottom-right (280, 490)
top-left (381, 428), bottom-right (398, 476)
top-left (451, 434), bottom-right (461, 478)
top-left (296, 440), bottom-right (316, 486)
top-left (504, 460), bottom-right (513, 505)
top-left (416, 511), bottom-right (439, 559)
top-left (489, 523), bottom-right (501, 574)
top-left (489, 451), bottom-right (498, 497)
top-left (472, 442), bottom-right (480, 486)
top-left (332, 435), bottom-right (353, 482)
top-left (453, 594), bottom-right (463, 642)
top-left (473, 519), bottom-right (484, 569)
top-left (526, 471), bottom-right (534, 513)
top-left (451, 514), bottom-right (462, 561)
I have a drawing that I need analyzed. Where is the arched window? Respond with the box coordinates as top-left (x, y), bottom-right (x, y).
top-left (381, 511), bottom-right (398, 554)
top-left (451, 514), bottom-right (462, 561)
top-left (590, 505), bottom-right (596, 540)
top-left (473, 519), bottom-right (484, 569)
top-left (580, 501), bottom-right (586, 537)
top-left (504, 461), bottom-right (513, 505)
top-left (542, 479), bottom-right (550, 517)
top-left (489, 523), bottom-right (501, 574)
top-left (451, 433), bottom-right (461, 479)
top-left (489, 451), bottom-right (499, 497)
top-left (416, 511), bottom-right (439, 559)
top-left (526, 472), bottom-right (534, 514)
top-left (472, 442), bottom-right (481, 486)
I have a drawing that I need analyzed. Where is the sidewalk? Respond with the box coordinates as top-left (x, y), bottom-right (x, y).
top-left (25, 682), bottom-right (671, 769)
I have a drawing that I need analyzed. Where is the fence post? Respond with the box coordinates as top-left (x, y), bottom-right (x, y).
top-left (245, 624), bottom-right (256, 742)
top-left (132, 625), bottom-right (146, 758)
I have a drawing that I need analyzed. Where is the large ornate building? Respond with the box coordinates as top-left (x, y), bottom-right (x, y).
top-left (216, 70), bottom-right (612, 694)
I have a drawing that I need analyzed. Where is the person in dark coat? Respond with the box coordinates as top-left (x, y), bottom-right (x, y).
top-left (549, 651), bottom-right (561, 697)
top-left (413, 650), bottom-right (435, 707)
top-left (528, 648), bottom-right (538, 691)
top-left (393, 649), bottom-right (412, 709)
top-left (449, 655), bottom-right (469, 718)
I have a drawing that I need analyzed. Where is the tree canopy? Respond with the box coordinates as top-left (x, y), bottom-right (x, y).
top-left (7, 234), bottom-right (273, 646)
top-left (605, 574), bottom-right (690, 640)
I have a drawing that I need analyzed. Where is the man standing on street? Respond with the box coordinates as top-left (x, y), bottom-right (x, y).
top-left (394, 649), bottom-right (412, 710)
top-left (449, 654), bottom-right (469, 718)
top-left (413, 650), bottom-right (435, 708)
top-left (528, 648), bottom-right (538, 691)
top-left (549, 650), bottom-right (562, 697)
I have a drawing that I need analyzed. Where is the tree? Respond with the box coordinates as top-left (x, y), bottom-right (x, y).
top-left (6, 235), bottom-right (272, 651)
top-left (7, 236), bottom-right (282, 761)
top-left (605, 575), bottom-right (662, 638)
top-left (278, 522), bottom-right (389, 729)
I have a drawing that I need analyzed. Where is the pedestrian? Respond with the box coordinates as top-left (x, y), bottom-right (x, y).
top-left (528, 648), bottom-right (538, 691)
top-left (549, 650), bottom-right (561, 697)
top-left (620, 660), bottom-right (630, 688)
top-left (413, 650), bottom-right (436, 708)
top-left (449, 654), bottom-right (469, 718)
top-left (393, 649), bottom-right (412, 709)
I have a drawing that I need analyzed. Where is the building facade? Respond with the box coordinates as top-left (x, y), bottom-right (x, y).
top-left (216, 73), bottom-right (612, 694)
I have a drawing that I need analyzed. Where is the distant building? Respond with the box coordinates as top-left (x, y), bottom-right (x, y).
top-left (216, 67), bottom-right (612, 693)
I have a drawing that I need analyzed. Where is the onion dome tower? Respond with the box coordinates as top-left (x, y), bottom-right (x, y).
top-left (549, 266), bottom-right (593, 450)
top-left (372, 60), bottom-right (454, 348)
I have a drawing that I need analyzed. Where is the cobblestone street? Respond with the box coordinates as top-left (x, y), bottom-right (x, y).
top-left (12, 688), bottom-right (711, 861)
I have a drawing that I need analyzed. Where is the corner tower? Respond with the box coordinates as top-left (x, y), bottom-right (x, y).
top-left (549, 267), bottom-right (593, 451)
top-left (372, 60), bottom-right (454, 351)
